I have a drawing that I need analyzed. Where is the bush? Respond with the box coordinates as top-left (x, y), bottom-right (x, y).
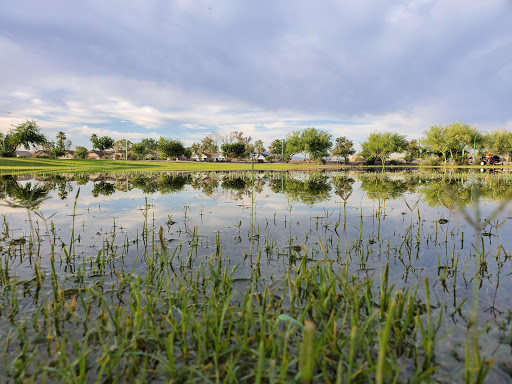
top-left (365, 156), bottom-right (376, 165)
top-left (33, 154), bottom-right (50, 159)
top-left (388, 159), bottom-right (401, 165)
top-left (420, 158), bottom-right (441, 167)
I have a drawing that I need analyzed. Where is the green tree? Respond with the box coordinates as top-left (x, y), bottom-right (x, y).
top-left (1, 120), bottom-right (47, 157)
top-left (221, 142), bottom-right (246, 159)
top-left (332, 136), bottom-right (355, 164)
top-left (131, 142), bottom-right (150, 159)
top-left (141, 138), bottom-right (158, 152)
top-left (158, 138), bottom-right (185, 159)
top-left (404, 139), bottom-right (421, 163)
top-left (269, 139), bottom-right (285, 159)
top-left (361, 132), bottom-right (407, 165)
top-left (484, 130), bottom-right (512, 160)
top-left (91, 135), bottom-right (114, 151)
top-left (254, 139), bottom-right (265, 154)
top-left (56, 131), bottom-right (66, 149)
top-left (422, 123), bottom-right (479, 164)
top-left (286, 128), bottom-right (332, 163)
top-left (74, 146), bottom-right (88, 159)
top-left (200, 136), bottom-right (219, 153)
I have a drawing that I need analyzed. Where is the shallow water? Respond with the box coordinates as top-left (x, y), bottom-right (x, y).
top-left (1, 169), bottom-right (512, 380)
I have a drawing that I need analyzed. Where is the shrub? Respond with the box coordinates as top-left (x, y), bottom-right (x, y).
top-left (420, 158), bottom-right (441, 167)
top-left (365, 156), bottom-right (376, 165)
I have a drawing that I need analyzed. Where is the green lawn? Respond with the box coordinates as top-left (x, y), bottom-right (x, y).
top-left (0, 157), bottom-right (342, 174)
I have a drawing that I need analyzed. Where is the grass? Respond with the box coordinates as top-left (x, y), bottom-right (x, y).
top-left (0, 158), bottom-right (342, 175)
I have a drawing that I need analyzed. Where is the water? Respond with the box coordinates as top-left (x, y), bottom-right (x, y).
top-left (1, 169), bottom-right (512, 381)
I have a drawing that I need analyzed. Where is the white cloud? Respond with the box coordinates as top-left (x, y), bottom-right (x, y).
top-left (0, 0), bottom-right (510, 148)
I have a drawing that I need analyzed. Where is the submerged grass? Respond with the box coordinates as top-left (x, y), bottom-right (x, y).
top-left (0, 170), bottom-right (510, 382)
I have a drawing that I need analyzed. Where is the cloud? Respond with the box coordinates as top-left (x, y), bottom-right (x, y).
top-left (0, 0), bottom-right (511, 148)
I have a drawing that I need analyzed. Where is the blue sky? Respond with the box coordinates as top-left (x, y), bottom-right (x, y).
top-left (1, 0), bottom-right (511, 149)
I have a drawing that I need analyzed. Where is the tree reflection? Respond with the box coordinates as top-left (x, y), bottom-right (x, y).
top-left (158, 174), bottom-right (190, 194)
top-left (269, 173), bottom-right (331, 206)
top-left (92, 181), bottom-right (116, 198)
top-left (0, 175), bottom-right (50, 209)
top-left (331, 175), bottom-right (355, 202)
top-left (358, 175), bottom-right (408, 200)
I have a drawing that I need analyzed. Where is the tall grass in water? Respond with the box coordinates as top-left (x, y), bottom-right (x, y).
top-left (0, 208), bottom-right (448, 383)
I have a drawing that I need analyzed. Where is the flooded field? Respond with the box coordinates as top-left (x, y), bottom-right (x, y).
top-left (1, 169), bottom-right (512, 382)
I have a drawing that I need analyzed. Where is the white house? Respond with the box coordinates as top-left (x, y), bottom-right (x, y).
top-left (212, 152), bottom-right (226, 162)
top-left (191, 152), bottom-right (213, 161)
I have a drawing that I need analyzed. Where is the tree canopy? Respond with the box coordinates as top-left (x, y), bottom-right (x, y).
top-left (361, 132), bottom-right (407, 165)
top-left (91, 135), bottom-right (114, 151)
top-left (286, 128), bottom-right (332, 162)
top-left (158, 137), bottom-right (185, 159)
top-left (1, 120), bottom-right (47, 157)
top-left (332, 136), bottom-right (355, 164)
top-left (422, 123), bottom-right (480, 164)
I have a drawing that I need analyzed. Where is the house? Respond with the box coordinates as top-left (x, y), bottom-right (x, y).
top-left (191, 152), bottom-right (213, 161)
top-left (249, 152), bottom-right (270, 161)
top-left (58, 150), bottom-right (75, 159)
top-left (212, 152), bottom-right (226, 162)
top-left (15, 150), bottom-right (33, 158)
top-left (87, 150), bottom-right (105, 160)
top-left (32, 150), bottom-right (51, 158)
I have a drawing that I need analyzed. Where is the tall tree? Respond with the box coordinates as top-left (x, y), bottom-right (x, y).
top-left (422, 123), bottom-right (479, 164)
top-left (484, 130), bottom-right (512, 159)
top-left (286, 128), bottom-right (332, 163)
top-left (158, 137), bottom-right (185, 159)
top-left (254, 139), bottom-right (265, 154)
top-left (332, 136), bottom-right (355, 164)
top-left (91, 136), bottom-right (114, 152)
top-left (200, 136), bottom-right (219, 153)
top-left (56, 131), bottom-right (66, 149)
top-left (131, 142), bottom-right (150, 159)
top-left (361, 132), bottom-right (407, 165)
top-left (74, 146), bottom-right (88, 159)
top-left (1, 120), bottom-right (47, 157)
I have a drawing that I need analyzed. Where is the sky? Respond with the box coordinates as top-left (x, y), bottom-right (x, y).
top-left (1, 0), bottom-right (511, 150)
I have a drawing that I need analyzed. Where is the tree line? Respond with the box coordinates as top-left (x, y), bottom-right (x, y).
top-left (2, 120), bottom-right (512, 164)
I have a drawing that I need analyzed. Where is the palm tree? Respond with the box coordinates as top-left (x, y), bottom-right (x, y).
top-left (90, 134), bottom-right (98, 149)
top-left (56, 131), bottom-right (66, 149)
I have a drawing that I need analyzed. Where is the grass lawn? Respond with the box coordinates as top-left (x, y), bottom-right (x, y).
top-left (0, 157), bottom-right (343, 175)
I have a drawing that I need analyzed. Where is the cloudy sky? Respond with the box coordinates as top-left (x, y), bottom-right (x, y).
top-left (1, 0), bottom-right (511, 149)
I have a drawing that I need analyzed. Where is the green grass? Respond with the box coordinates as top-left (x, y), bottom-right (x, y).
top-left (0, 158), bottom-right (344, 175)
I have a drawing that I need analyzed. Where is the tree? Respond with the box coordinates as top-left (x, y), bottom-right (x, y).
top-left (361, 132), bottom-right (407, 165)
top-left (422, 123), bottom-right (479, 164)
top-left (221, 142), bottom-right (246, 159)
top-left (158, 137), bottom-right (185, 159)
top-left (56, 131), bottom-right (66, 149)
top-left (254, 139), bottom-right (265, 154)
top-left (74, 146), bottom-right (88, 159)
top-left (332, 136), bottom-right (355, 164)
top-left (286, 128), bottom-right (332, 163)
top-left (484, 130), bottom-right (512, 160)
top-left (91, 136), bottom-right (114, 151)
top-left (114, 139), bottom-right (132, 153)
top-left (141, 138), bottom-right (158, 152)
top-left (131, 142), bottom-right (150, 159)
top-left (269, 139), bottom-right (286, 160)
top-left (190, 142), bottom-right (201, 155)
top-left (200, 136), bottom-right (219, 153)
top-left (1, 120), bottom-right (47, 157)
top-left (90, 134), bottom-right (98, 149)
top-left (404, 140), bottom-right (421, 163)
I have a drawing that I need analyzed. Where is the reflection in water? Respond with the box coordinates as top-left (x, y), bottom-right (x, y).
top-left (1, 170), bottom-right (512, 207)
top-left (0, 175), bottom-right (51, 209)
